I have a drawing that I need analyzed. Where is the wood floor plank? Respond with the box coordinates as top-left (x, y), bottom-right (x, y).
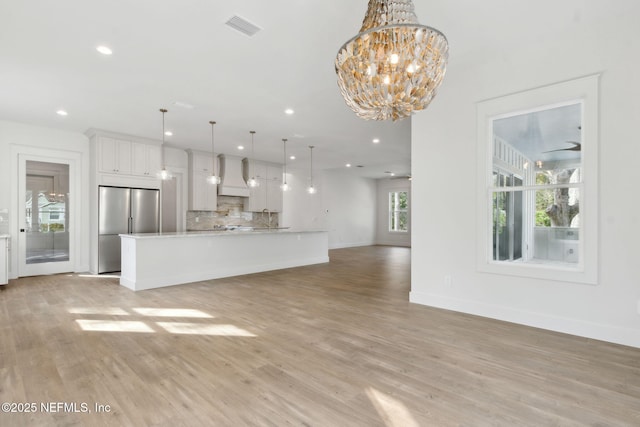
top-left (0, 246), bottom-right (639, 426)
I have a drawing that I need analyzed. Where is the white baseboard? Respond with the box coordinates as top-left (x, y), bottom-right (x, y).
top-left (329, 241), bottom-right (375, 250)
top-left (410, 291), bottom-right (640, 349)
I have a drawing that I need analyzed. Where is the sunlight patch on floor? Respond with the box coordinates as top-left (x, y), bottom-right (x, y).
top-left (76, 319), bottom-right (154, 333)
top-left (156, 322), bottom-right (256, 336)
top-left (71, 307), bottom-right (255, 336)
top-left (132, 308), bottom-right (213, 318)
top-left (68, 307), bottom-right (130, 315)
top-left (366, 387), bottom-right (420, 427)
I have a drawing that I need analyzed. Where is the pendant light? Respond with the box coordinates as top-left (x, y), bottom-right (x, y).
top-left (247, 131), bottom-right (259, 187)
top-left (280, 138), bottom-right (290, 191)
top-left (157, 108), bottom-right (173, 180)
top-left (306, 145), bottom-right (317, 194)
top-left (206, 121), bottom-right (221, 185)
top-left (335, 0), bottom-right (448, 121)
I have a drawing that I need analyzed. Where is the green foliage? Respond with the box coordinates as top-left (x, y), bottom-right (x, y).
top-left (49, 223), bottom-right (65, 232)
top-left (536, 211), bottom-right (551, 227)
top-left (39, 223), bottom-right (65, 232)
top-left (389, 191), bottom-right (408, 232)
top-left (535, 175), bottom-right (554, 227)
top-left (398, 191), bottom-right (408, 209)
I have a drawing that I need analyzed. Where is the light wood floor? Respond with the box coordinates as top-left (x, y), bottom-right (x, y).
top-left (1, 246), bottom-right (639, 426)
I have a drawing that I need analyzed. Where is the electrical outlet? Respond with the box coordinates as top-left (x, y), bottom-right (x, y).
top-left (444, 275), bottom-right (452, 286)
top-left (195, 217), bottom-right (199, 223)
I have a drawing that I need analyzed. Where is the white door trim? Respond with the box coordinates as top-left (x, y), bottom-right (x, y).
top-left (12, 145), bottom-right (83, 277)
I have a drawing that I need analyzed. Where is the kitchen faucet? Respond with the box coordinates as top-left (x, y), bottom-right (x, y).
top-left (262, 208), bottom-right (272, 229)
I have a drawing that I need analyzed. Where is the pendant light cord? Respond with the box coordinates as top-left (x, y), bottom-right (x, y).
top-left (282, 138), bottom-right (288, 184)
top-left (309, 145), bottom-right (314, 185)
top-left (210, 121), bottom-right (216, 177)
top-left (160, 108), bottom-right (167, 169)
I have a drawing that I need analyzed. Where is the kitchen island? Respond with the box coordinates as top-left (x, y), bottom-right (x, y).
top-left (119, 229), bottom-right (328, 291)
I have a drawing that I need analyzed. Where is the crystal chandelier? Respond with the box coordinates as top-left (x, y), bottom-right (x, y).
top-left (157, 108), bottom-right (173, 180)
top-left (335, 0), bottom-right (449, 121)
top-left (207, 121), bottom-right (221, 185)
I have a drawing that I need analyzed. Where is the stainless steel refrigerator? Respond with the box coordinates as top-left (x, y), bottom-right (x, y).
top-left (98, 186), bottom-right (159, 273)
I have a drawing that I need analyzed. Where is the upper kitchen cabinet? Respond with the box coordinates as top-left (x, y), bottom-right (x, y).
top-left (243, 160), bottom-right (283, 212)
top-left (187, 150), bottom-right (217, 211)
top-left (93, 133), bottom-right (163, 179)
top-left (99, 136), bottom-right (132, 174)
top-left (266, 165), bottom-right (283, 212)
top-left (131, 142), bottom-right (162, 177)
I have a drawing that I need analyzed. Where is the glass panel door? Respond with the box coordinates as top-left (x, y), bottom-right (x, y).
top-left (19, 158), bottom-right (73, 276)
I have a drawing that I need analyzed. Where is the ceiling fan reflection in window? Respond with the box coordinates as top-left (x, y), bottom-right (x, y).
top-left (543, 141), bottom-right (581, 153)
top-left (385, 171), bottom-right (412, 181)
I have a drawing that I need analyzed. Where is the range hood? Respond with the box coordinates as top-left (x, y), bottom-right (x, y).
top-left (218, 154), bottom-right (250, 197)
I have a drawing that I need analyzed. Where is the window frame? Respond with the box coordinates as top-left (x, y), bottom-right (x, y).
top-left (476, 75), bottom-right (599, 284)
top-left (389, 191), bottom-right (409, 233)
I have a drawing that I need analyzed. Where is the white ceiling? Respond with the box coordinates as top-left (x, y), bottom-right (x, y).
top-left (0, 1), bottom-right (625, 178)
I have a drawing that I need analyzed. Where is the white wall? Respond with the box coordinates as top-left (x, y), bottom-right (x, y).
top-left (283, 168), bottom-right (376, 249)
top-left (410, 2), bottom-right (640, 347)
top-left (376, 178), bottom-right (411, 247)
top-left (0, 120), bottom-right (90, 277)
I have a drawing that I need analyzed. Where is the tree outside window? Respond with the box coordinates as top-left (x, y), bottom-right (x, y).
top-left (389, 191), bottom-right (408, 232)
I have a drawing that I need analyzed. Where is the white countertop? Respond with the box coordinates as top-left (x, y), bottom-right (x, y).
top-left (120, 229), bottom-right (327, 239)
top-left (0, 235), bottom-right (9, 239)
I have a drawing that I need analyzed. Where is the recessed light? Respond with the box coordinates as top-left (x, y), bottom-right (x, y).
top-left (372, 138), bottom-right (380, 144)
top-left (237, 145), bottom-right (245, 150)
top-left (284, 109), bottom-right (295, 115)
top-left (289, 155), bottom-right (296, 160)
top-left (164, 131), bottom-right (173, 136)
top-left (56, 110), bottom-right (68, 116)
top-left (96, 46), bottom-right (113, 55)
top-left (346, 163), bottom-right (352, 168)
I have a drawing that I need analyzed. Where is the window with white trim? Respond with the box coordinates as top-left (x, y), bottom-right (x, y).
top-left (476, 75), bottom-right (599, 284)
top-left (389, 191), bottom-right (408, 232)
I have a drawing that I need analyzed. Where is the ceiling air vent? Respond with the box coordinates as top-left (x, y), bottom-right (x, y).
top-left (225, 15), bottom-right (262, 37)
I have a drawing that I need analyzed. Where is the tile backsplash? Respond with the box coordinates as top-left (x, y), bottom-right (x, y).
top-left (186, 196), bottom-right (278, 230)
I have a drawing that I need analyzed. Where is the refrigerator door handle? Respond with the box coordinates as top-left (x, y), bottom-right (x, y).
top-left (128, 217), bottom-right (133, 234)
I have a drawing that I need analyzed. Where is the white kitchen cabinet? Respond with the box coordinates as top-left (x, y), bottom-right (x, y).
top-left (266, 165), bottom-right (283, 212)
top-left (188, 151), bottom-right (217, 211)
top-left (0, 235), bottom-right (8, 285)
top-left (246, 161), bottom-right (267, 180)
top-left (193, 152), bottom-right (213, 173)
top-left (243, 161), bottom-right (282, 212)
top-left (98, 136), bottom-right (161, 178)
top-left (245, 179), bottom-right (267, 212)
top-left (98, 137), bottom-right (132, 174)
top-left (266, 178), bottom-right (283, 212)
top-left (131, 142), bottom-right (162, 177)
